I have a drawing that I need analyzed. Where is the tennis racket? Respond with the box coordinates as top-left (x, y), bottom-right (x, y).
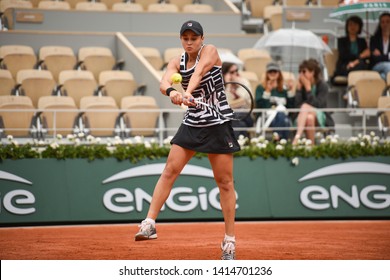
top-left (191, 81), bottom-right (254, 122)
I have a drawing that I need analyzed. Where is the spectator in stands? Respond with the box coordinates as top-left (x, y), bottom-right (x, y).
top-left (255, 62), bottom-right (295, 140)
top-left (333, 15), bottom-right (370, 81)
top-left (292, 59), bottom-right (333, 145)
top-left (370, 12), bottom-right (390, 80)
top-left (222, 62), bottom-right (253, 138)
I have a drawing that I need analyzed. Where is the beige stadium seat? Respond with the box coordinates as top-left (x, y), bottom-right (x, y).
top-left (237, 48), bottom-right (270, 62)
top-left (39, 46), bottom-right (77, 83)
top-left (78, 47), bottom-right (116, 81)
top-left (80, 96), bottom-right (119, 137)
top-left (99, 0), bottom-right (123, 10)
top-left (163, 47), bottom-right (183, 68)
top-left (99, 70), bottom-right (138, 107)
top-left (112, 2), bottom-right (144, 12)
top-left (38, 1), bottom-right (71, 10)
top-left (239, 70), bottom-right (259, 96)
top-left (377, 96), bottom-right (390, 137)
top-left (263, 5), bottom-right (282, 32)
top-left (75, 2), bottom-right (107, 11)
top-left (0, 95), bottom-right (35, 137)
top-left (323, 48), bottom-right (348, 85)
top-left (238, 49), bottom-right (272, 81)
top-left (38, 96), bottom-right (78, 136)
top-left (16, 69), bottom-right (56, 108)
top-left (0, 69), bottom-right (15, 96)
top-left (320, 0), bottom-right (340, 7)
top-left (63, 0), bottom-right (85, 9)
top-left (134, 0), bottom-right (159, 10)
top-left (59, 70), bottom-right (97, 107)
top-left (245, 0), bottom-right (275, 19)
top-left (182, 4), bottom-right (214, 13)
top-left (0, 45), bottom-right (37, 79)
top-left (147, 3), bottom-right (179, 13)
top-left (168, 0), bottom-right (192, 11)
top-left (121, 96), bottom-right (159, 137)
top-left (347, 71), bottom-right (382, 107)
top-left (136, 47), bottom-right (163, 71)
top-left (283, 0), bottom-right (309, 6)
top-left (353, 78), bottom-right (386, 108)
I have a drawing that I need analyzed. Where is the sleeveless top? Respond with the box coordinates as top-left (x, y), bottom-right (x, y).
top-left (180, 45), bottom-right (234, 127)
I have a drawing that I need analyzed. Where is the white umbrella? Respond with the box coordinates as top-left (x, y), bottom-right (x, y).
top-left (253, 27), bottom-right (332, 75)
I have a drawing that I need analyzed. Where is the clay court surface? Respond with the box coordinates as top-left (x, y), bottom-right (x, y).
top-left (1, 220), bottom-right (389, 260)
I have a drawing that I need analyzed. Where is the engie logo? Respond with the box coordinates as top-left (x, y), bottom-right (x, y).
top-left (102, 163), bottom-right (238, 213)
top-left (298, 162), bottom-right (390, 210)
top-left (0, 170), bottom-right (35, 215)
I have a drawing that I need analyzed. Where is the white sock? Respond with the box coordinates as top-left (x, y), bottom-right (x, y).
top-left (144, 218), bottom-right (155, 225)
top-left (224, 234), bottom-right (235, 242)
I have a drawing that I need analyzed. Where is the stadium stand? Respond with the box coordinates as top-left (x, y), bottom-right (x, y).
top-left (237, 48), bottom-right (272, 80)
top-left (182, 4), bottom-right (214, 13)
top-left (134, 0), bottom-right (160, 10)
top-left (77, 47), bottom-right (116, 81)
top-left (263, 5), bottom-right (282, 32)
top-left (147, 3), bottom-right (179, 13)
top-left (16, 69), bottom-right (56, 107)
top-left (346, 71), bottom-right (382, 108)
top-left (79, 95), bottom-right (119, 137)
top-left (168, 0), bottom-right (193, 11)
top-left (0, 95), bottom-right (35, 137)
top-left (98, 70), bottom-right (139, 107)
top-left (38, 46), bottom-right (78, 83)
top-left (38, 95), bottom-right (78, 136)
top-left (64, 0), bottom-right (90, 9)
top-left (59, 70), bottom-right (97, 107)
top-left (111, 2), bottom-right (144, 12)
top-left (75, 2), bottom-right (108, 11)
top-left (0, 69), bottom-right (15, 96)
top-left (121, 95), bottom-right (160, 137)
top-left (37, 1), bottom-right (71, 10)
top-left (0, 45), bottom-right (37, 79)
top-left (99, 0), bottom-right (123, 10)
top-left (136, 47), bottom-right (164, 71)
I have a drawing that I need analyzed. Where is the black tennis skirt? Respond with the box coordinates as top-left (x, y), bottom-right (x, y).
top-left (170, 122), bottom-right (241, 154)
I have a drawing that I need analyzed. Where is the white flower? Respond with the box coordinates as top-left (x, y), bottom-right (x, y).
top-left (77, 132), bottom-right (85, 138)
top-left (373, 136), bottom-right (380, 142)
top-left (163, 136), bottom-right (173, 145)
top-left (331, 138), bottom-right (338, 144)
top-left (320, 138), bottom-right (326, 144)
top-left (256, 143), bottom-right (267, 149)
top-left (150, 138), bottom-right (157, 144)
top-left (67, 134), bottom-right (75, 141)
top-left (258, 136), bottom-right (265, 142)
top-left (134, 136), bottom-right (143, 144)
top-left (370, 131), bottom-right (376, 137)
top-left (349, 137), bottom-right (358, 142)
top-left (280, 139), bottom-right (287, 145)
top-left (106, 142), bottom-right (112, 147)
top-left (358, 133), bottom-right (362, 138)
top-left (276, 144), bottom-right (283, 150)
top-left (238, 138), bottom-right (246, 147)
top-left (74, 138), bottom-right (81, 145)
top-left (86, 135), bottom-right (94, 142)
top-left (11, 140), bottom-right (19, 146)
top-left (50, 142), bottom-right (59, 149)
top-left (7, 135), bottom-right (13, 141)
top-left (315, 132), bottom-right (323, 139)
top-left (124, 138), bottom-right (133, 145)
top-left (144, 141), bottom-right (152, 149)
top-left (273, 132), bottom-right (279, 139)
top-left (95, 137), bottom-right (101, 144)
top-left (305, 139), bottom-right (312, 146)
top-left (360, 142), bottom-right (365, 147)
top-left (250, 137), bottom-right (259, 144)
top-left (56, 134), bottom-right (63, 140)
top-left (38, 140), bottom-right (45, 146)
top-left (292, 157), bottom-right (299, 166)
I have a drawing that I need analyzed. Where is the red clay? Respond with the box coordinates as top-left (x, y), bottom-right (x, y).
top-left (1, 220), bottom-right (389, 260)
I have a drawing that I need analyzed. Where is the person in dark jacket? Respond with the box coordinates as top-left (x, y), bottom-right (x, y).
top-left (293, 59), bottom-right (331, 145)
top-left (333, 15), bottom-right (370, 80)
top-left (370, 12), bottom-right (390, 80)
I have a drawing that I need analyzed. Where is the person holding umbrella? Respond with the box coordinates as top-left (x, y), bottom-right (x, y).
top-left (370, 12), bottom-right (390, 80)
top-left (333, 15), bottom-right (370, 81)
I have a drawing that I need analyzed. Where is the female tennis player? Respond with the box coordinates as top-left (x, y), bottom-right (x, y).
top-left (134, 20), bottom-right (240, 260)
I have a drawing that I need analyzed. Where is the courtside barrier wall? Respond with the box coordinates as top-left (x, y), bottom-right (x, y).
top-left (1, 157), bottom-right (389, 225)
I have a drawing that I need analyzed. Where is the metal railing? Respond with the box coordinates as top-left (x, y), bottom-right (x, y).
top-left (0, 107), bottom-right (389, 145)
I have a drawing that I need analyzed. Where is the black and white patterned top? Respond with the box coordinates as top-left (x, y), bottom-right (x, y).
top-left (180, 45), bottom-right (234, 127)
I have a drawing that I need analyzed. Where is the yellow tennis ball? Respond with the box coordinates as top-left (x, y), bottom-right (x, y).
top-left (171, 73), bottom-right (182, 84)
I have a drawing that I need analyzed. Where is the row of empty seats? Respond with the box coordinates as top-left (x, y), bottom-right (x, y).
top-left (1, 0), bottom-right (213, 12)
top-left (0, 68), bottom-right (141, 108)
top-left (0, 45), bottom-right (123, 81)
top-left (0, 94), bottom-right (160, 138)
